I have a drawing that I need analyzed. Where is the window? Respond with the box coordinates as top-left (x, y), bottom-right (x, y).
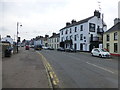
top-left (97, 26), bottom-right (100, 32)
top-left (70, 35), bottom-right (72, 40)
top-left (75, 27), bottom-right (77, 32)
top-left (80, 25), bottom-right (83, 31)
top-left (65, 29), bottom-right (68, 34)
top-left (61, 31), bottom-right (63, 35)
top-left (74, 35), bottom-right (77, 41)
top-left (94, 49), bottom-right (99, 52)
top-left (114, 43), bottom-right (118, 53)
top-left (66, 36), bottom-right (68, 40)
top-left (57, 38), bottom-right (59, 42)
top-left (84, 36), bottom-right (86, 39)
top-left (54, 38), bottom-right (56, 42)
top-left (70, 28), bottom-right (72, 33)
top-left (57, 44), bottom-right (59, 48)
top-left (89, 23), bottom-right (95, 32)
top-left (61, 37), bottom-right (64, 42)
top-left (106, 34), bottom-right (110, 41)
top-left (80, 34), bottom-right (83, 40)
top-left (106, 43), bottom-right (109, 51)
top-left (114, 32), bottom-right (118, 40)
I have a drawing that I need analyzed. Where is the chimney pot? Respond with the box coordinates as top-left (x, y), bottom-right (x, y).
top-left (71, 19), bottom-right (76, 24)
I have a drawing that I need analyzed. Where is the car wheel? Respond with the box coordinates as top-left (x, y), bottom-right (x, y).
top-left (91, 53), bottom-right (94, 56)
top-left (99, 54), bottom-right (102, 58)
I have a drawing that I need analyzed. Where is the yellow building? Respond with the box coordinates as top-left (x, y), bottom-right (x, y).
top-left (103, 22), bottom-right (120, 56)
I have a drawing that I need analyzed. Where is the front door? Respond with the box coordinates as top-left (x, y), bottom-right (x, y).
top-left (74, 43), bottom-right (77, 50)
top-left (80, 44), bottom-right (83, 51)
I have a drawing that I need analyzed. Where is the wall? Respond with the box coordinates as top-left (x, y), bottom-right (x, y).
top-left (103, 31), bottom-right (119, 54)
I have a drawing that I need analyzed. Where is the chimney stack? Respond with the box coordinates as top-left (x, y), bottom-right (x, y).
top-left (71, 19), bottom-right (76, 24)
top-left (45, 35), bottom-right (49, 38)
top-left (114, 18), bottom-right (120, 25)
top-left (94, 10), bottom-right (101, 18)
top-left (66, 22), bottom-right (71, 26)
top-left (52, 33), bottom-right (56, 36)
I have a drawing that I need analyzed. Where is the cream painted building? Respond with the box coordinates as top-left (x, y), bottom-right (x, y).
top-left (48, 33), bottom-right (60, 49)
top-left (103, 22), bottom-right (120, 55)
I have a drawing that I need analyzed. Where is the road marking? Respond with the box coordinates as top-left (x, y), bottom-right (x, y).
top-left (86, 62), bottom-right (115, 74)
top-left (37, 51), bottom-right (60, 88)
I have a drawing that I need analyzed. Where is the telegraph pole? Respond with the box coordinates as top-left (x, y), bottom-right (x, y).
top-left (16, 22), bottom-right (22, 53)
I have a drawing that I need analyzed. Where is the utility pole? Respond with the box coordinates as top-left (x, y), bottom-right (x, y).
top-left (16, 22), bottom-right (22, 53)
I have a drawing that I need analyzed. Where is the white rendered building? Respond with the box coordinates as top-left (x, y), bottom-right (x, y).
top-left (60, 10), bottom-right (107, 51)
top-left (48, 33), bottom-right (60, 49)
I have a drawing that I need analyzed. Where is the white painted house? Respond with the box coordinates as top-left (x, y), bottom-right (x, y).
top-left (60, 10), bottom-right (107, 51)
top-left (48, 33), bottom-right (60, 49)
top-left (33, 36), bottom-right (44, 46)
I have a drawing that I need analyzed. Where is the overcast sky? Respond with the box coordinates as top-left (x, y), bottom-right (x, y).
top-left (0, 0), bottom-right (119, 41)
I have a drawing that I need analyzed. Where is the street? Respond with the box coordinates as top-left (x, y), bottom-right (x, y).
top-left (40, 50), bottom-right (118, 88)
top-left (2, 47), bottom-right (118, 88)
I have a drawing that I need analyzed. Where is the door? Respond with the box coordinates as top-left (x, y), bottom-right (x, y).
top-left (74, 43), bottom-right (77, 50)
top-left (80, 44), bottom-right (83, 51)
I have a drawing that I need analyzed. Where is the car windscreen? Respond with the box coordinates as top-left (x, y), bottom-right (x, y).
top-left (100, 49), bottom-right (107, 52)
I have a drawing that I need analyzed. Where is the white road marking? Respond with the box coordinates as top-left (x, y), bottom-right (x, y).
top-left (86, 62), bottom-right (114, 74)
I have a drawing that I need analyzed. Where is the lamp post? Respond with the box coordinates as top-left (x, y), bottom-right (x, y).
top-left (17, 22), bottom-right (22, 53)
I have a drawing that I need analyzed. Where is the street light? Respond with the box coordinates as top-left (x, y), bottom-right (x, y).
top-left (17, 22), bottom-right (22, 53)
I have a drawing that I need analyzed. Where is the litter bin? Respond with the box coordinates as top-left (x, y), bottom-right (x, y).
top-left (5, 48), bottom-right (11, 57)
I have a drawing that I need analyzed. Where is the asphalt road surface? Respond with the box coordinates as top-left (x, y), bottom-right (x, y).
top-left (40, 50), bottom-right (118, 88)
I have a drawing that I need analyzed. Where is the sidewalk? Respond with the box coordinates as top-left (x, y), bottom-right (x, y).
top-left (2, 47), bottom-right (49, 88)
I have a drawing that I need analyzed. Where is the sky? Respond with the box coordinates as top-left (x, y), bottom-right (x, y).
top-left (0, 0), bottom-right (119, 41)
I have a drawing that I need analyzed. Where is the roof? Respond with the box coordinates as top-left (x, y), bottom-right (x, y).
top-left (60, 16), bottom-right (94, 31)
top-left (104, 22), bottom-right (120, 33)
top-left (49, 33), bottom-right (60, 38)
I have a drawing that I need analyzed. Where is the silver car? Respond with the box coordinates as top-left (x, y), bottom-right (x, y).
top-left (91, 48), bottom-right (111, 58)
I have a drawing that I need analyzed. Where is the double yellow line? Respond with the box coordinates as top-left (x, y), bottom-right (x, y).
top-left (37, 51), bottom-right (59, 88)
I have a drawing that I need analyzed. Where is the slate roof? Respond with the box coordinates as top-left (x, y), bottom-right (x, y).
top-left (104, 22), bottom-right (120, 33)
top-left (49, 33), bottom-right (60, 38)
top-left (60, 16), bottom-right (94, 31)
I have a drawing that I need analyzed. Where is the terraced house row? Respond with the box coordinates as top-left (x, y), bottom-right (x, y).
top-left (28, 10), bottom-right (120, 56)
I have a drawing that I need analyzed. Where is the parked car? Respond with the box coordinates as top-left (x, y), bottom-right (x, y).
top-left (48, 47), bottom-right (54, 50)
top-left (25, 45), bottom-right (30, 50)
top-left (91, 48), bottom-right (111, 58)
top-left (57, 47), bottom-right (65, 51)
top-left (34, 45), bottom-right (42, 50)
top-left (5, 47), bottom-right (12, 57)
top-left (70, 48), bottom-right (76, 52)
top-left (65, 48), bottom-right (76, 52)
top-left (42, 46), bottom-right (49, 50)
top-left (21, 45), bottom-right (24, 47)
top-left (30, 45), bottom-right (34, 48)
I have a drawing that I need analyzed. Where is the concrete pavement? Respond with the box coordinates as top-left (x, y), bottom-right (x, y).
top-left (2, 47), bottom-right (50, 88)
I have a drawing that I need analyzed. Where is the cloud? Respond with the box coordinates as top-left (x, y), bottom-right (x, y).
top-left (0, 0), bottom-right (119, 40)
